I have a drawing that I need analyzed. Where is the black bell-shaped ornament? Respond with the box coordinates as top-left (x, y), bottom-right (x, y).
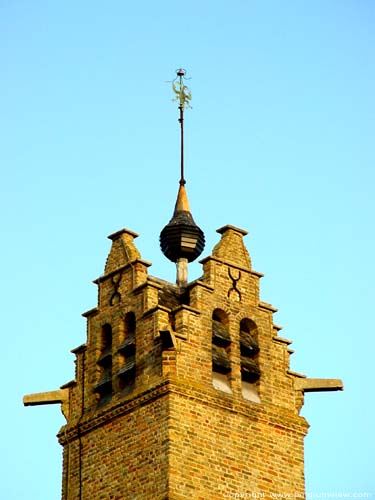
top-left (160, 184), bottom-right (205, 282)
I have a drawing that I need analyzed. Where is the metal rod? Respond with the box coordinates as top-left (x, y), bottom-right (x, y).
top-left (173, 69), bottom-right (190, 186)
top-left (179, 104), bottom-right (185, 185)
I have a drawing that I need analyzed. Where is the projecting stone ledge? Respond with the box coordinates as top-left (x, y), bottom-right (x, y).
top-left (23, 389), bottom-right (70, 420)
top-left (295, 378), bottom-right (344, 393)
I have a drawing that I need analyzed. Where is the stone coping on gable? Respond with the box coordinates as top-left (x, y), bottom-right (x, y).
top-left (133, 279), bottom-right (164, 294)
top-left (171, 304), bottom-right (201, 315)
top-left (216, 224), bottom-right (248, 236)
top-left (199, 255), bottom-right (254, 275)
top-left (259, 301), bottom-right (278, 313)
top-left (107, 228), bottom-right (139, 241)
top-left (199, 255), bottom-right (264, 279)
top-left (142, 304), bottom-right (172, 318)
top-left (273, 323), bottom-right (283, 331)
top-left (81, 307), bottom-right (99, 318)
top-left (272, 336), bottom-right (293, 345)
top-left (185, 279), bottom-right (215, 292)
top-left (287, 370), bottom-right (307, 379)
top-left (93, 259), bottom-right (152, 284)
top-left (71, 343), bottom-right (87, 354)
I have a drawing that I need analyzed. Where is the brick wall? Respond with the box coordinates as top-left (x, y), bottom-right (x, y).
top-left (57, 225), bottom-right (309, 499)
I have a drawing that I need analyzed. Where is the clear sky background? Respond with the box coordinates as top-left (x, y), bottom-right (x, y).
top-left (1, 1), bottom-right (374, 498)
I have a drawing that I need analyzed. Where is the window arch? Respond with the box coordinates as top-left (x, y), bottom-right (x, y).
top-left (212, 309), bottom-right (232, 393)
top-left (240, 318), bottom-right (260, 402)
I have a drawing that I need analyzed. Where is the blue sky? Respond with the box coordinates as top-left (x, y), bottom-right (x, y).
top-left (1, 1), bottom-right (374, 498)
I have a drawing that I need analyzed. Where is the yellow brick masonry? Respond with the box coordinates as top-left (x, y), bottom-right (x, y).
top-left (57, 225), bottom-right (311, 499)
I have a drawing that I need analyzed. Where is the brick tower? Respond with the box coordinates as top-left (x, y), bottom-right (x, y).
top-left (24, 71), bottom-right (343, 499)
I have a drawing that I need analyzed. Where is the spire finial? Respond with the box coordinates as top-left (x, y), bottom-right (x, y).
top-left (172, 69), bottom-right (192, 186)
top-left (160, 69), bottom-right (204, 287)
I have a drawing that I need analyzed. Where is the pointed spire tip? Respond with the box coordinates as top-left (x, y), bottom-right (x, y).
top-left (174, 183), bottom-right (191, 213)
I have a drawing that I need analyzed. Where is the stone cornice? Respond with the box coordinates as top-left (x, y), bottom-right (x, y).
top-left (58, 380), bottom-right (170, 444)
top-left (58, 378), bottom-right (308, 444)
top-left (168, 379), bottom-right (308, 435)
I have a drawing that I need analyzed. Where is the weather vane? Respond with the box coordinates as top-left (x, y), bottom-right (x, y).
top-left (172, 68), bottom-right (192, 111)
top-left (172, 69), bottom-right (192, 186)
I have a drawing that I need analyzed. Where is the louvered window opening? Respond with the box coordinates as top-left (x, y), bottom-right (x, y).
top-left (118, 313), bottom-right (136, 391)
top-left (212, 317), bottom-right (231, 375)
top-left (94, 324), bottom-right (113, 404)
top-left (240, 320), bottom-right (260, 383)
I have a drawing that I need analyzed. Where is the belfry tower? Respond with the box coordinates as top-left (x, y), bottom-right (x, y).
top-left (24, 71), bottom-right (343, 499)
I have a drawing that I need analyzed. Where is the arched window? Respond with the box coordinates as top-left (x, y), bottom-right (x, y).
top-left (240, 318), bottom-right (260, 402)
top-left (94, 324), bottom-right (113, 405)
top-left (118, 312), bottom-right (136, 392)
top-left (212, 309), bottom-right (232, 393)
